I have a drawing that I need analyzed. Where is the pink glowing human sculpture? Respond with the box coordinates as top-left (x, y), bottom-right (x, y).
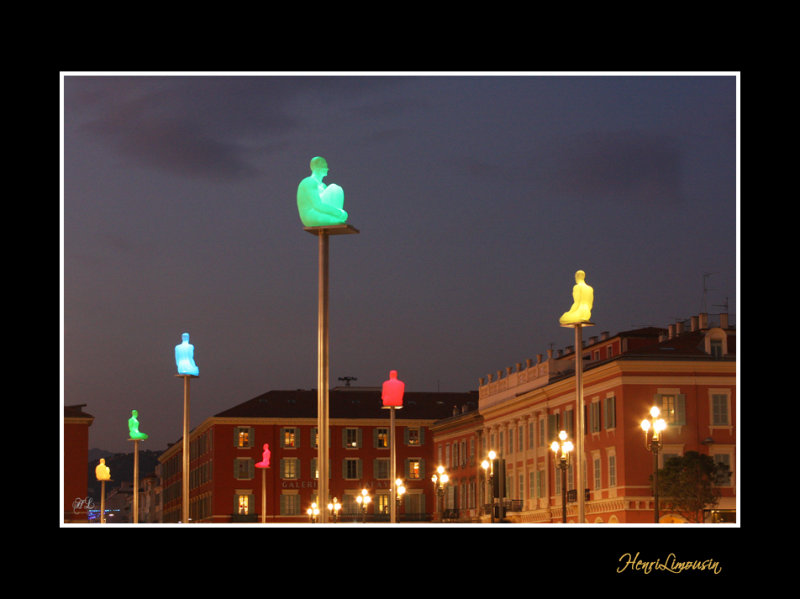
top-left (382, 370), bottom-right (405, 408)
top-left (255, 443), bottom-right (271, 468)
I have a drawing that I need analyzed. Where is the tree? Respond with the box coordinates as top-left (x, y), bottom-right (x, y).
top-left (656, 451), bottom-right (730, 523)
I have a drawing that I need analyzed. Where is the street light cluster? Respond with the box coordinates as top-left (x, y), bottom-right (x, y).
top-left (641, 406), bottom-right (667, 523)
top-left (551, 430), bottom-right (573, 523)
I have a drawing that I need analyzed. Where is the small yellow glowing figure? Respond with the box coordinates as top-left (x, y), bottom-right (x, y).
top-left (559, 270), bottom-right (594, 325)
top-left (95, 458), bottom-right (111, 481)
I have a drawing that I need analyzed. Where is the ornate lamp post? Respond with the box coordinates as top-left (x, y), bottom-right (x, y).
top-left (395, 478), bottom-right (406, 520)
top-left (481, 450), bottom-right (497, 522)
top-left (327, 497), bottom-right (342, 522)
top-left (306, 502), bottom-right (320, 523)
top-left (431, 465), bottom-right (449, 521)
top-left (550, 430), bottom-right (574, 523)
top-left (355, 488), bottom-right (371, 523)
top-left (641, 406), bottom-right (667, 523)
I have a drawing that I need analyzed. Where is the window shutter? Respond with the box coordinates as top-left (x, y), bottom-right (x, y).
top-left (676, 394), bottom-right (686, 425)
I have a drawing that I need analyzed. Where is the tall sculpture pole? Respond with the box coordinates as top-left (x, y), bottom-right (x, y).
top-left (297, 157), bottom-right (358, 523)
top-left (559, 270), bottom-right (594, 524)
top-left (175, 333), bottom-right (199, 524)
top-left (95, 459), bottom-right (111, 523)
top-left (127, 409), bottom-right (148, 523)
top-left (255, 444), bottom-right (271, 523)
top-left (382, 370), bottom-right (405, 523)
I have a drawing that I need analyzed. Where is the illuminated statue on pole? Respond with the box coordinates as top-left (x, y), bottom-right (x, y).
top-left (255, 443), bottom-right (271, 468)
top-left (297, 156), bottom-right (349, 227)
top-left (95, 458), bottom-right (111, 481)
top-left (382, 370), bottom-right (405, 408)
top-left (559, 270), bottom-right (594, 325)
top-left (127, 409), bottom-right (149, 440)
top-left (175, 333), bottom-right (199, 376)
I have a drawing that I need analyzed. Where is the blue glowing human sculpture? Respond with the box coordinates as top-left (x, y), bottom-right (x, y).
top-left (175, 332), bottom-right (199, 376)
top-left (297, 156), bottom-right (349, 227)
top-left (128, 409), bottom-right (149, 441)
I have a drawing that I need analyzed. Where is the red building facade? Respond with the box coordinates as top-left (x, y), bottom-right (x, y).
top-left (159, 387), bottom-right (477, 523)
top-left (63, 404), bottom-right (94, 523)
top-left (472, 313), bottom-right (736, 523)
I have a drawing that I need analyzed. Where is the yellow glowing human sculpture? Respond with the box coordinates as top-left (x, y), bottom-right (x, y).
top-left (297, 156), bottom-right (348, 227)
top-left (559, 270), bottom-right (594, 325)
top-left (95, 458), bottom-right (111, 481)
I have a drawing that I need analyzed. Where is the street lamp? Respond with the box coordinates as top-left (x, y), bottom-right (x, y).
top-left (355, 488), bottom-right (371, 523)
top-left (431, 465), bottom-right (449, 521)
top-left (481, 450), bottom-right (497, 522)
top-left (327, 497), bottom-right (341, 523)
top-left (641, 406), bottom-right (667, 523)
top-left (395, 479), bottom-right (406, 520)
top-left (306, 502), bottom-right (320, 523)
top-left (550, 430), bottom-right (574, 523)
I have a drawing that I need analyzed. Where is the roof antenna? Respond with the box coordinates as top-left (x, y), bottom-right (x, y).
top-left (701, 272), bottom-right (717, 313)
top-left (338, 376), bottom-right (357, 387)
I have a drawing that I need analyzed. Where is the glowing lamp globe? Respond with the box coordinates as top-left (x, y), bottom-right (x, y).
top-left (382, 370), bottom-right (405, 408)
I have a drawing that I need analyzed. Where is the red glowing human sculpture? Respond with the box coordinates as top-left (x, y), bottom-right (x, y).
top-left (255, 443), bottom-right (271, 468)
top-left (382, 370), bottom-right (405, 408)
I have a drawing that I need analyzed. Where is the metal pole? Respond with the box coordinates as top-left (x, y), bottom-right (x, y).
top-left (574, 323), bottom-right (585, 524)
top-left (653, 445), bottom-right (660, 523)
top-left (100, 480), bottom-right (106, 524)
top-left (306, 223), bottom-right (358, 523)
top-left (317, 231), bottom-right (329, 523)
top-left (262, 468), bottom-right (267, 523)
top-left (182, 375), bottom-right (190, 523)
top-left (561, 462), bottom-right (567, 523)
top-left (390, 406), bottom-right (396, 523)
top-left (133, 439), bottom-right (139, 523)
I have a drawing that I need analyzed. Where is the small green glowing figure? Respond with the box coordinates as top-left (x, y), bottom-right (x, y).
top-left (297, 156), bottom-right (349, 227)
top-left (95, 458), bottom-right (111, 481)
top-left (128, 409), bottom-right (149, 441)
top-left (559, 270), bottom-right (594, 325)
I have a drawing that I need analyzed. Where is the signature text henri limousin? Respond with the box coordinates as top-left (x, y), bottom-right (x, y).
top-left (617, 552), bottom-right (722, 575)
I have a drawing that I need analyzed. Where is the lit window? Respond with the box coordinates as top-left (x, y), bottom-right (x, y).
top-left (407, 459), bottom-right (422, 479)
top-left (283, 427), bottom-right (297, 448)
top-left (376, 428), bottom-right (389, 448)
top-left (345, 428), bottom-right (360, 448)
top-left (407, 428), bottom-right (421, 446)
top-left (235, 427), bottom-right (252, 448)
top-left (237, 494), bottom-right (249, 514)
top-left (281, 458), bottom-right (300, 480)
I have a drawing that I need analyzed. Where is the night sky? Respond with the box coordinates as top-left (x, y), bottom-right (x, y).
top-left (61, 72), bottom-right (738, 455)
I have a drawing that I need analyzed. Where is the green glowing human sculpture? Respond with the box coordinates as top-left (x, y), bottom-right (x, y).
top-left (559, 270), bottom-right (594, 325)
top-left (297, 156), bottom-right (349, 227)
top-left (128, 409), bottom-right (149, 441)
top-left (95, 458), bottom-right (111, 481)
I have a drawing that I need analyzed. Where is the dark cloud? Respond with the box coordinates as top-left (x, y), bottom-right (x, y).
top-left (533, 130), bottom-right (684, 206)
